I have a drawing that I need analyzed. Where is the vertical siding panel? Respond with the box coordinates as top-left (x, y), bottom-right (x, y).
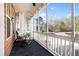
top-left (4, 3), bottom-right (13, 56)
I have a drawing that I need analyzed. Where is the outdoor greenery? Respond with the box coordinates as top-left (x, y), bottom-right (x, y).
top-left (75, 16), bottom-right (79, 32)
top-left (48, 17), bottom-right (72, 32)
top-left (36, 16), bottom-right (79, 33)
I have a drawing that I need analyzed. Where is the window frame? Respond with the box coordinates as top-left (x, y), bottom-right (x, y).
top-left (6, 3), bottom-right (11, 40)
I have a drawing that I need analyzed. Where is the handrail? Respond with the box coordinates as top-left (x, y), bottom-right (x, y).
top-left (34, 31), bottom-right (79, 43)
top-left (33, 31), bottom-right (79, 56)
top-left (35, 32), bottom-right (73, 41)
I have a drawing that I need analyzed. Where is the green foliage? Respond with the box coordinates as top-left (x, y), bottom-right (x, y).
top-left (76, 24), bottom-right (79, 32)
top-left (37, 16), bottom-right (79, 32)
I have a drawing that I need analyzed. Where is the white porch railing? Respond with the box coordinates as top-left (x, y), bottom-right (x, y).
top-left (33, 32), bottom-right (79, 56)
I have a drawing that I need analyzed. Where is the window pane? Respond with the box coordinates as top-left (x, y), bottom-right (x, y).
top-left (7, 3), bottom-right (10, 16)
top-left (47, 3), bottom-right (71, 56)
top-left (7, 17), bottom-right (10, 38)
top-left (37, 6), bottom-right (47, 32)
top-left (47, 3), bottom-right (71, 35)
top-left (75, 3), bottom-right (79, 56)
top-left (6, 3), bottom-right (10, 38)
top-left (75, 3), bottom-right (79, 37)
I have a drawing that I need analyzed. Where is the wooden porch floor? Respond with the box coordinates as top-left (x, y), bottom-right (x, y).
top-left (10, 40), bottom-right (53, 56)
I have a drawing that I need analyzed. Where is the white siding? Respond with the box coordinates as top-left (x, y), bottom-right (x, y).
top-left (16, 12), bottom-right (27, 35)
top-left (0, 3), bottom-right (4, 56)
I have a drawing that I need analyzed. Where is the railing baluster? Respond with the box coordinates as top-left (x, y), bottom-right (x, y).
top-left (46, 33), bottom-right (48, 48)
top-left (48, 36), bottom-right (49, 48)
top-left (69, 42), bottom-right (73, 56)
top-left (60, 39), bottom-right (62, 56)
top-left (49, 36), bottom-right (50, 48)
top-left (54, 37), bottom-right (56, 51)
top-left (55, 37), bottom-right (57, 52)
top-left (38, 32), bottom-right (39, 41)
top-left (52, 37), bottom-right (53, 50)
top-left (50, 37), bottom-right (52, 50)
top-left (55, 38), bottom-right (57, 52)
top-left (64, 40), bottom-right (67, 56)
top-left (45, 34), bottom-right (47, 46)
top-left (57, 38), bottom-right (59, 54)
top-left (71, 41), bottom-right (75, 56)
top-left (34, 32), bottom-right (76, 56)
top-left (69, 41), bottom-right (71, 56)
top-left (66, 41), bottom-right (69, 56)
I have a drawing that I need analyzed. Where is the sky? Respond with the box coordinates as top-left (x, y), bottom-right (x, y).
top-left (38, 3), bottom-right (79, 20)
top-left (75, 3), bottom-right (79, 16)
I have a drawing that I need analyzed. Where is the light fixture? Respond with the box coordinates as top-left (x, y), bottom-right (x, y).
top-left (32, 3), bottom-right (36, 6)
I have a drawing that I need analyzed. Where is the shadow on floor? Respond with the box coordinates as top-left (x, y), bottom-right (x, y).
top-left (10, 40), bottom-right (53, 56)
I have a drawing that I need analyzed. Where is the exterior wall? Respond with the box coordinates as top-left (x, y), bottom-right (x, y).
top-left (16, 16), bottom-right (19, 30)
top-left (16, 12), bottom-right (27, 35)
top-left (16, 12), bottom-right (37, 38)
top-left (29, 15), bottom-right (37, 32)
top-left (4, 3), bottom-right (13, 56)
top-left (0, 3), bottom-right (4, 56)
top-left (29, 15), bottom-right (37, 38)
top-left (19, 12), bottom-right (27, 34)
top-left (16, 12), bottom-right (35, 39)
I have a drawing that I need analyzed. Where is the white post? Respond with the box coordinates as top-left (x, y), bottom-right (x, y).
top-left (71, 3), bottom-right (75, 56)
top-left (71, 4), bottom-right (75, 38)
top-left (46, 3), bottom-right (48, 47)
top-left (46, 4), bottom-right (48, 33)
top-left (38, 11), bottom-right (40, 32)
top-left (14, 13), bottom-right (16, 40)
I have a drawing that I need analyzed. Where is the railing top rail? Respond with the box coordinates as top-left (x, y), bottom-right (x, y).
top-left (34, 31), bottom-right (78, 43)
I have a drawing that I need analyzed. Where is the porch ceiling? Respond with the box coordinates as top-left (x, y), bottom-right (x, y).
top-left (13, 3), bottom-right (46, 18)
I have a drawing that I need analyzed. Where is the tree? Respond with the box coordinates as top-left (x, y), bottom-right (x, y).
top-left (36, 16), bottom-right (44, 32)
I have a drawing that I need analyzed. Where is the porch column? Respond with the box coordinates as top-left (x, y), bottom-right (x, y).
top-left (46, 3), bottom-right (48, 33)
top-left (19, 12), bottom-right (26, 34)
top-left (71, 3), bottom-right (75, 56)
top-left (46, 3), bottom-right (48, 47)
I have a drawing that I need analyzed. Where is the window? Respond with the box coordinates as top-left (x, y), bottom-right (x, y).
top-left (38, 6), bottom-right (47, 32)
top-left (7, 3), bottom-right (10, 16)
top-left (75, 3), bottom-right (79, 56)
top-left (75, 3), bottom-right (79, 37)
top-left (6, 3), bottom-right (10, 39)
top-left (6, 16), bottom-right (10, 38)
top-left (47, 3), bottom-right (71, 36)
